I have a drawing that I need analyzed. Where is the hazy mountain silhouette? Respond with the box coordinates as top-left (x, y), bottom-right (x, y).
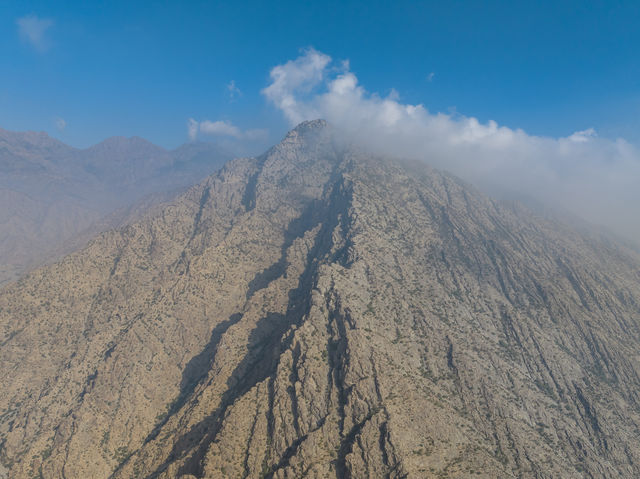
top-left (0, 127), bottom-right (232, 285)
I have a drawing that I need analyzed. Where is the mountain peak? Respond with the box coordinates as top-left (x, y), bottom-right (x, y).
top-left (284, 119), bottom-right (329, 139)
top-left (3, 130), bottom-right (640, 478)
top-left (0, 127), bottom-right (72, 152)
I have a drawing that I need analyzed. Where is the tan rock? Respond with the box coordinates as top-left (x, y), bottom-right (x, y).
top-left (2, 120), bottom-right (640, 478)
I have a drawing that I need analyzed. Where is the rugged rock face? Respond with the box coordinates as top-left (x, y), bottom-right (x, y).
top-left (0, 128), bottom-right (231, 286)
top-left (2, 120), bottom-right (640, 478)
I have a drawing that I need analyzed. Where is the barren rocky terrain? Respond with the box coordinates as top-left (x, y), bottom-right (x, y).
top-left (1, 120), bottom-right (640, 478)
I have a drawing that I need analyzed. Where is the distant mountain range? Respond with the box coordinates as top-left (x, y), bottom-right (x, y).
top-left (0, 128), bottom-right (232, 285)
top-left (2, 121), bottom-right (640, 478)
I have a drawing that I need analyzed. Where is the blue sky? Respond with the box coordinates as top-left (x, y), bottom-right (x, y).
top-left (1, 0), bottom-right (640, 149)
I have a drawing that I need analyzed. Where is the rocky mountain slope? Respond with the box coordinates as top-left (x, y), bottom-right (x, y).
top-left (0, 128), bottom-right (231, 285)
top-left (1, 120), bottom-right (640, 478)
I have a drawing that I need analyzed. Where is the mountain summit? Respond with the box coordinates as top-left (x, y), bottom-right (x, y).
top-left (2, 121), bottom-right (640, 478)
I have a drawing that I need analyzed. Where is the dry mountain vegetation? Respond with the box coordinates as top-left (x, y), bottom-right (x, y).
top-left (1, 120), bottom-right (640, 477)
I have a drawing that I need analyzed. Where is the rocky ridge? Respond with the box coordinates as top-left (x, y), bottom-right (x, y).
top-left (1, 121), bottom-right (640, 478)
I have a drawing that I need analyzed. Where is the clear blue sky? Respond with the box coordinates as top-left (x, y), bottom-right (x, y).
top-left (2, 0), bottom-right (639, 149)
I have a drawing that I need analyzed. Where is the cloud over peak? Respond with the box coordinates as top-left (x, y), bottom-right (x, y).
top-left (261, 48), bottom-right (331, 125)
top-left (16, 15), bottom-right (54, 52)
top-left (262, 49), bottom-right (640, 241)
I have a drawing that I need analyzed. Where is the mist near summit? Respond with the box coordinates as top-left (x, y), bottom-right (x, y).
top-left (258, 49), bottom-right (640, 243)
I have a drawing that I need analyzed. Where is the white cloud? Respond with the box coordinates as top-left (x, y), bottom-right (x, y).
top-left (261, 48), bottom-right (332, 125)
top-left (200, 120), bottom-right (242, 138)
top-left (427, 72), bottom-right (435, 82)
top-left (262, 49), bottom-right (640, 241)
top-left (187, 118), bottom-right (199, 140)
top-left (568, 128), bottom-right (597, 143)
top-left (16, 15), bottom-right (54, 52)
top-left (54, 117), bottom-right (66, 131)
top-left (187, 119), bottom-right (267, 142)
top-left (227, 80), bottom-right (242, 101)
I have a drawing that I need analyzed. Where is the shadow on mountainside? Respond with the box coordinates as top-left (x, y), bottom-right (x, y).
top-left (137, 170), bottom-right (351, 479)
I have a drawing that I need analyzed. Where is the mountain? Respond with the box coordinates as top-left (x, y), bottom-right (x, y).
top-left (2, 120), bottom-right (640, 478)
top-left (0, 129), bottom-right (232, 285)
top-left (0, 129), bottom-right (74, 174)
